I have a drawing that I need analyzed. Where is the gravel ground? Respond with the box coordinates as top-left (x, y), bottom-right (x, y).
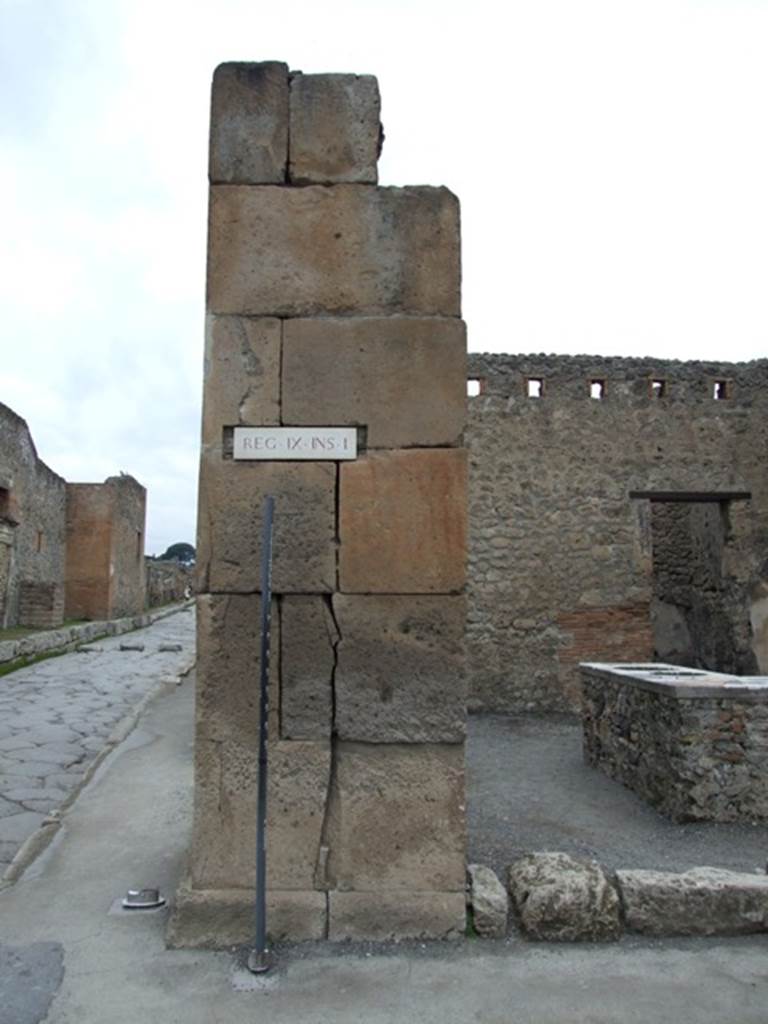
top-left (466, 713), bottom-right (768, 877)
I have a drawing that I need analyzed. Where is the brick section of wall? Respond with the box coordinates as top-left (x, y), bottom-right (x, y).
top-left (559, 605), bottom-right (654, 665)
top-left (466, 353), bottom-right (768, 713)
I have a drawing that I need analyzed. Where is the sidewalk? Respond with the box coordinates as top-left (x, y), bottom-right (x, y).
top-left (1, 661), bottom-right (767, 1023)
top-left (0, 604), bottom-right (195, 879)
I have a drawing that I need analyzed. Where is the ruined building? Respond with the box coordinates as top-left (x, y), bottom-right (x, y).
top-left (65, 474), bottom-right (147, 621)
top-left (0, 402), bottom-right (148, 628)
top-left (0, 403), bottom-right (66, 629)
top-left (466, 354), bottom-right (768, 713)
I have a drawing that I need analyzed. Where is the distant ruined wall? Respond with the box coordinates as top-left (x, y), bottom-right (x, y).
top-left (466, 354), bottom-right (768, 712)
top-left (0, 402), bottom-right (66, 629)
top-left (146, 559), bottom-right (192, 607)
top-left (65, 476), bottom-right (146, 620)
top-left (107, 475), bottom-right (147, 618)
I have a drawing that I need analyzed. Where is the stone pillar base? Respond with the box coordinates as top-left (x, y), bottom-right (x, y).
top-left (167, 880), bottom-right (466, 947)
top-left (328, 891), bottom-right (466, 942)
top-left (166, 881), bottom-right (326, 949)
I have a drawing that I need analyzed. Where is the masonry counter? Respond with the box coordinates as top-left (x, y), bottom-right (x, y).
top-left (580, 662), bottom-right (768, 823)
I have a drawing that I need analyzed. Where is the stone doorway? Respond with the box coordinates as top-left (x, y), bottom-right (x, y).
top-left (646, 493), bottom-right (757, 674)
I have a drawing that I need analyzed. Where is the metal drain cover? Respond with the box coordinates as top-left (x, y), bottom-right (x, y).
top-left (122, 888), bottom-right (165, 910)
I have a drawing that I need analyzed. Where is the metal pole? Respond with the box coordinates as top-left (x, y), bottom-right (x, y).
top-left (248, 495), bottom-right (274, 975)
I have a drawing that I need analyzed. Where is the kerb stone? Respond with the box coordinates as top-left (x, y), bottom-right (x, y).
top-left (207, 185), bottom-right (460, 317)
top-left (201, 315), bottom-right (280, 449)
top-left (197, 457), bottom-right (336, 593)
top-left (281, 317), bottom-right (466, 448)
top-left (209, 62), bottom-right (289, 184)
top-left (468, 863), bottom-right (509, 938)
top-left (617, 867), bottom-right (768, 936)
top-left (339, 449), bottom-right (467, 593)
top-left (507, 852), bottom-right (621, 942)
top-left (333, 594), bottom-right (466, 742)
top-left (289, 73), bottom-right (381, 184)
top-left (326, 742), bottom-right (465, 893)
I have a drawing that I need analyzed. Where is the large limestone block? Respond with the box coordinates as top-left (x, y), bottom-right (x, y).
top-left (332, 594), bottom-right (466, 742)
top-left (209, 62), bottom-right (289, 184)
top-left (281, 596), bottom-right (338, 739)
top-left (328, 891), bottom-right (465, 941)
top-left (281, 317), bottom-right (466, 448)
top-left (468, 864), bottom-right (509, 938)
top-left (167, 883), bottom-right (326, 948)
top-left (325, 742), bottom-right (465, 892)
top-left (339, 450), bottom-right (467, 593)
top-left (617, 867), bottom-right (768, 936)
top-left (197, 457), bottom-right (336, 593)
top-left (507, 852), bottom-right (621, 942)
top-left (190, 738), bottom-right (331, 891)
top-left (289, 72), bottom-right (381, 184)
top-left (207, 185), bottom-right (460, 317)
top-left (196, 593), bottom-right (279, 745)
top-left (201, 315), bottom-right (280, 449)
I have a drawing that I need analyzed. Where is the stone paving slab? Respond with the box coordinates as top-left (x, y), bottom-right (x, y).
top-left (0, 605), bottom-right (195, 877)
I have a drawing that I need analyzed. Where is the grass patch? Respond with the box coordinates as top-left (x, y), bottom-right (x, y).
top-left (0, 647), bottom-right (74, 678)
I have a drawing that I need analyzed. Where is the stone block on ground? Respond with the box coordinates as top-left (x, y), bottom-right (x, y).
top-left (507, 852), bottom-right (621, 942)
top-left (332, 594), bottom-right (466, 742)
top-left (197, 458), bottom-right (336, 593)
top-left (207, 185), bottom-right (460, 317)
top-left (468, 863), bottom-right (508, 938)
top-left (201, 315), bottom-right (281, 448)
top-left (209, 62), bottom-right (289, 184)
top-left (328, 891), bottom-right (465, 941)
top-left (281, 317), bottom-right (466, 448)
top-left (195, 593), bottom-right (279, 745)
top-left (617, 867), bottom-right (768, 936)
top-left (325, 742), bottom-right (465, 893)
top-left (281, 596), bottom-right (337, 739)
top-left (339, 449), bottom-right (467, 593)
top-left (167, 882), bottom-right (326, 948)
top-left (190, 738), bottom-right (331, 891)
top-left (289, 73), bottom-right (381, 184)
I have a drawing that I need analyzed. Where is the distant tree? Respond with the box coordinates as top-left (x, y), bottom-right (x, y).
top-left (159, 542), bottom-right (196, 565)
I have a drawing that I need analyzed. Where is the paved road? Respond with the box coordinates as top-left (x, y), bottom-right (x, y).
top-left (0, 605), bottom-right (195, 877)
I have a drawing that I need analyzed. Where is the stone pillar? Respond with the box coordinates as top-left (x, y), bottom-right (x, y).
top-left (169, 62), bottom-right (467, 947)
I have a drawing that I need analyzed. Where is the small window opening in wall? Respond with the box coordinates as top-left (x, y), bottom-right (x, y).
top-left (36, 530), bottom-right (44, 552)
top-left (467, 378), bottom-right (484, 397)
top-left (713, 380), bottom-right (731, 400)
top-left (590, 380), bottom-right (605, 400)
top-left (527, 378), bottom-right (544, 398)
top-left (136, 530), bottom-right (142, 560)
top-left (650, 379), bottom-right (666, 398)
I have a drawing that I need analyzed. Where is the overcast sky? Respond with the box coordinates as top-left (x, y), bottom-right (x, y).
top-left (2, 0), bottom-right (767, 553)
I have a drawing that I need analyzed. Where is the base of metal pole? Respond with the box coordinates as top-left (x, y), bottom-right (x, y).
top-left (247, 948), bottom-right (272, 975)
